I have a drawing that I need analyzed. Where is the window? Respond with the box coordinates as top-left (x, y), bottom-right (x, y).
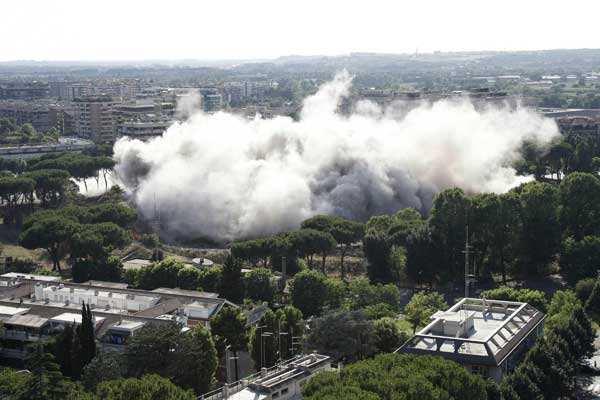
top-left (272, 392), bottom-right (279, 399)
top-left (281, 388), bottom-right (289, 394)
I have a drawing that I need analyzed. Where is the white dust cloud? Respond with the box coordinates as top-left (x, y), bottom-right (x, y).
top-left (113, 71), bottom-right (559, 241)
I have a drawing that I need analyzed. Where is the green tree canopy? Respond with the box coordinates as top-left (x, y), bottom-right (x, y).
top-left (96, 374), bottom-right (196, 400)
top-left (480, 286), bottom-right (548, 313)
top-left (305, 310), bottom-right (375, 363)
top-left (404, 291), bottom-right (448, 333)
top-left (290, 269), bottom-right (331, 317)
top-left (219, 255), bottom-right (244, 303)
top-left (373, 317), bottom-right (408, 354)
top-left (244, 267), bottom-right (276, 303)
top-left (558, 172), bottom-right (600, 239)
top-left (302, 353), bottom-right (488, 400)
top-left (210, 306), bottom-right (247, 381)
top-left (559, 235), bottom-right (600, 284)
top-left (19, 214), bottom-right (79, 271)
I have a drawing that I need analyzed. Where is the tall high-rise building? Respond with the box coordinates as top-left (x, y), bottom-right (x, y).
top-left (74, 96), bottom-right (117, 142)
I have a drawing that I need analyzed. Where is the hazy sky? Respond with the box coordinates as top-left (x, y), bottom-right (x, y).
top-left (2, 0), bottom-right (599, 61)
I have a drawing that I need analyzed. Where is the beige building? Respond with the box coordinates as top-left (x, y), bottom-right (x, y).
top-left (74, 96), bottom-right (117, 142)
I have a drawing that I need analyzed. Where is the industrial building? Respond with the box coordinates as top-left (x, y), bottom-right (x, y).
top-left (0, 273), bottom-right (234, 361)
top-left (398, 297), bottom-right (545, 382)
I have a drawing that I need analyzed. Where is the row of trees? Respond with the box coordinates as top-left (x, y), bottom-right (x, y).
top-left (516, 129), bottom-right (600, 182)
top-left (124, 256), bottom-right (277, 304)
top-left (27, 152), bottom-right (114, 192)
top-left (232, 214), bottom-right (364, 279)
top-left (0, 150), bottom-right (117, 226)
top-left (19, 202), bottom-right (135, 271)
top-left (362, 172), bottom-right (600, 289)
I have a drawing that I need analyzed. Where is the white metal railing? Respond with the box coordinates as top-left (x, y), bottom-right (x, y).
top-left (200, 355), bottom-right (305, 400)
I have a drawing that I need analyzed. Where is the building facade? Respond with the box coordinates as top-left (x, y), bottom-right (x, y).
top-left (0, 273), bottom-right (234, 361)
top-left (74, 96), bottom-right (117, 142)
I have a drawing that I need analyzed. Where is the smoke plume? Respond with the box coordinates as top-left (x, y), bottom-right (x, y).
top-left (113, 71), bottom-right (559, 242)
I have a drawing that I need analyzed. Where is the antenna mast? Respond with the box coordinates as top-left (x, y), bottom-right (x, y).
top-left (152, 193), bottom-right (160, 239)
top-left (464, 225), bottom-right (471, 299)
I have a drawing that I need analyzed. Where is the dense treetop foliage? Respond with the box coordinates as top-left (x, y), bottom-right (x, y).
top-left (303, 353), bottom-right (489, 400)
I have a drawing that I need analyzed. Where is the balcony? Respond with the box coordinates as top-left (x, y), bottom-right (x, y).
top-left (0, 348), bottom-right (28, 359)
top-left (2, 330), bottom-right (44, 341)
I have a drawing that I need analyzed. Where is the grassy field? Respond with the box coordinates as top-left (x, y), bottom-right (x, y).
top-left (1, 244), bottom-right (44, 261)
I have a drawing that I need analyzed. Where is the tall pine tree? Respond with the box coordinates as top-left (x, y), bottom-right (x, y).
top-left (220, 255), bottom-right (244, 303)
top-left (78, 302), bottom-right (96, 368)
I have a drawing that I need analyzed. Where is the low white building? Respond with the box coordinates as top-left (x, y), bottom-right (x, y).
top-left (48, 312), bottom-right (106, 329)
top-left (34, 283), bottom-right (160, 312)
top-left (398, 298), bottom-right (545, 382)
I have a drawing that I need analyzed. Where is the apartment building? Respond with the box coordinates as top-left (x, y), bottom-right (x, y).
top-left (0, 273), bottom-right (234, 361)
top-left (74, 96), bottom-right (117, 142)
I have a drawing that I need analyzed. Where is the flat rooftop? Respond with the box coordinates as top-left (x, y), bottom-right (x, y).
top-left (122, 259), bottom-right (152, 271)
top-left (151, 287), bottom-right (219, 299)
top-left (1, 273), bottom-right (60, 282)
top-left (49, 312), bottom-right (106, 325)
top-left (0, 305), bottom-right (29, 318)
top-left (399, 298), bottom-right (545, 366)
top-left (107, 320), bottom-right (146, 332)
top-left (81, 281), bottom-right (129, 290)
top-left (5, 314), bottom-right (48, 329)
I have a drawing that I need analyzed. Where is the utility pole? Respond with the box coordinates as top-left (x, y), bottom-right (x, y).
top-left (225, 345), bottom-right (231, 383)
top-left (281, 256), bottom-right (287, 292)
top-left (151, 193), bottom-right (160, 240)
top-left (463, 225), bottom-right (472, 299)
top-left (278, 319), bottom-right (288, 362)
top-left (261, 331), bottom-right (273, 368)
top-left (257, 324), bottom-right (266, 368)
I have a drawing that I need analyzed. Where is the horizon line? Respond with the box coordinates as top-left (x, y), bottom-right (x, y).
top-left (2, 47), bottom-right (600, 65)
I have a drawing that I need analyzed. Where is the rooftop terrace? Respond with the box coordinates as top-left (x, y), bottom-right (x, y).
top-left (399, 297), bottom-right (545, 366)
